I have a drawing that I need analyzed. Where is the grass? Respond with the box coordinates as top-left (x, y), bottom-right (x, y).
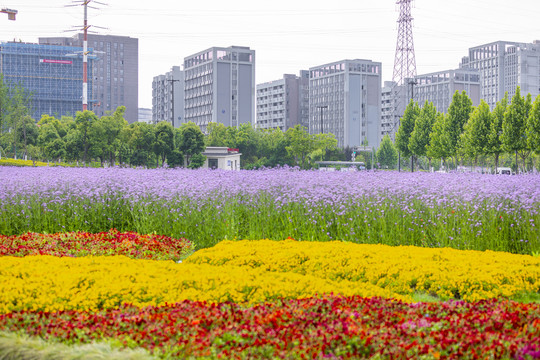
top-left (0, 331), bottom-right (155, 360)
top-left (0, 191), bottom-right (538, 255)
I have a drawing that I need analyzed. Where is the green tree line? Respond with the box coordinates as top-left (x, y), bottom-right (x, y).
top-left (392, 87), bottom-right (540, 173)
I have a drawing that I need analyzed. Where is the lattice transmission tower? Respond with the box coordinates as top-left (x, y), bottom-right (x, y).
top-left (392, 0), bottom-right (417, 86)
top-left (390, 0), bottom-right (417, 139)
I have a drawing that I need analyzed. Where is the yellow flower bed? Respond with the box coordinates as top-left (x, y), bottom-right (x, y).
top-left (186, 240), bottom-right (540, 301)
top-left (0, 240), bottom-right (538, 313)
top-left (0, 255), bottom-right (398, 313)
top-left (0, 158), bottom-right (71, 167)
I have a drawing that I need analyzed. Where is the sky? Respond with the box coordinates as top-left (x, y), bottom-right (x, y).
top-left (1, 0), bottom-right (539, 109)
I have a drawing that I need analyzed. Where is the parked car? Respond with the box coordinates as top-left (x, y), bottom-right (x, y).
top-left (496, 167), bottom-right (512, 175)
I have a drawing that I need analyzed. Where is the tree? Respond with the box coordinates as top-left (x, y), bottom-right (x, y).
top-left (460, 100), bottom-right (491, 168)
top-left (377, 135), bottom-right (398, 169)
top-left (502, 87), bottom-right (531, 172)
top-left (446, 91), bottom-right (474, 166)
top-left (15, 116), bottom-right (39, 159)
top-left (409, 101), bottom-right (437, 169)
top-left (427, 113), bottom-right (449, 167)
top-left (486, 94), bottom-right (508, 172)
top-left (526, 94), bottom-right (540, 156)
top-left (395, 100), bottom-right (420, 171)
top-left (75, 110), bottom-right (99, 165)
top-left (6, 85), bottom-right (32, 159)
top-left (0, 74), bottom-right (11, 135)
top-left (205, 122), bottom-right (229, 147)
top-left (167, 149), bottom-right (184, 168)
top-left (257, 128), bottom-right (291, 167)
top-left (126, 122), bottom-right (155, 168)
top-left (46, 138), bottom-right (66, 162)
top-left (63, 128), bottom-right (82, 162)
top-left (94, 106), bottom-right (128, 166)
top-left (188, 153), bottom-right (206, 169)
top-left (285, 125), bottom-right (315, 169)
top-left (154, 121), bottom-right (174, 167)
top-left (178, 122), bottom-right (205, 167)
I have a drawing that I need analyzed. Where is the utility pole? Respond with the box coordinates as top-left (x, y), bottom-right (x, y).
top-left (82, 1), bottom-right (89, 111)
top-left (316, 105), bottom-right (328, 134)
top-left (66, 0), bottom-right (106, 112)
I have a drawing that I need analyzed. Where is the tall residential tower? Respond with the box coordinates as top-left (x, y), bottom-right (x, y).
top-left (309, 59), bottom-right (381, 148)
top-left (183, 46), bottom-right (255, 133)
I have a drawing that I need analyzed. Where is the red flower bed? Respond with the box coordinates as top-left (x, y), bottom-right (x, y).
top-left (1, 295), bottom-right (538, 359)
top-left (0, 229), bottom-right (193, 261)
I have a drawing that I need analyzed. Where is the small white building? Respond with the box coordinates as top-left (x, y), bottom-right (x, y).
top-left (202, 147), bottom-right (242, 170)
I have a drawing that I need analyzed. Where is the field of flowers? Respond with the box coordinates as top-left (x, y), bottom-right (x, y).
top-left (0, 166), bottom-right (539, 359)
top-left (0, 167), bottom-right (539, 253)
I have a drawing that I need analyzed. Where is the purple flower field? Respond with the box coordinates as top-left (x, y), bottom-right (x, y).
top-left (0, 166), bottom-right (539, 253)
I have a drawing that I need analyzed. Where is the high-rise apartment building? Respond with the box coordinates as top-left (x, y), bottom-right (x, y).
top-left (413, 69), bottom-right (481, 112)
top-left (39, 34), bottom-right (139, 123)
top-left (152, 66), bottom-right (184, 128)
top-left (380, 81), bottom-right (407, 140)
top-left (0, 41), bottom-right (94, 121)
top-left (461, 40), bottom-right (540, 108)
top-left (309, 59), bottom-right (381, 149)
top-left (256, 71), bottom-right (309, 131)
top-left (184, 46), bottom-right (255, 133)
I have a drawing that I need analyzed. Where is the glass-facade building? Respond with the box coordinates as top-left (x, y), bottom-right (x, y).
top-left (0, 42), bottom-right (93, 120)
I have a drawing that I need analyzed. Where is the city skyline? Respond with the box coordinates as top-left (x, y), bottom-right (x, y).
top-left (1, 0), bottom-right (539, 109)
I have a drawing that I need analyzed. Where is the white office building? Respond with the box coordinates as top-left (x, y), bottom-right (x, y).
top-left (184, 46), bottom-right (255, 133)
top-left (413, 69), bottom-right (481, 112)
top-left (461, 40), bottom-right (540, 108)
top-left (309, 59), bottom-right (382, 149)
top-left (380, 81), bottom-right (408, 140)
top-left (256, 71), bottom-right (309, 131)
top-left (152, 66), bottom-right (184, 128)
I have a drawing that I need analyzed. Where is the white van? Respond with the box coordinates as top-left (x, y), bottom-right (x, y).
top-left (496, 167), bottom-right (512, 175)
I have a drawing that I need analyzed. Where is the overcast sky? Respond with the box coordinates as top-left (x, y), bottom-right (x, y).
top-left (1, 0), bottom-right (539, 108)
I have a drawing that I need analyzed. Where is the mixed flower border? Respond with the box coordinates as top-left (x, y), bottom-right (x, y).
top-left (0, 232), bottom-right (539, 359)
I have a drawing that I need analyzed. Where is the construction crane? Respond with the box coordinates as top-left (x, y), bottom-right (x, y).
top-left (1, 8), bottom-right (17, 20)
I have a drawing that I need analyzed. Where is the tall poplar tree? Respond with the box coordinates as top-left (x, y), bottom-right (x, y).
top-left (395, 100), bottom-right (420, 171)
top-left (446, 90), bottom-right (474, 167)
top-left (502, 87), bottom-right (531, 172)
top-left (486, 94), bottom-right (508, 172)
top-left (409, 101), bottom-right (437, 169)
top-left (460, 100), bottom-right (491, 168)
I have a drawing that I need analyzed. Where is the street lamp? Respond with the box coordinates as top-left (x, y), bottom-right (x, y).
top-left (316, 105), bottom-right (328, 134)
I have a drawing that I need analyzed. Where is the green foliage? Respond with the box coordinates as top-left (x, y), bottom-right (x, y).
top-left (460, 100), bottom-right (491, 161)
top-left (178, 122), bottom-right (205, 167)
top-left (395, 100), bottom-right (420, 158)
top-left (486, 94), bottom-right (508, 169)
top-left (446, 91), bottom-right (474, 158)
top-left (502, 87), bottom-right (532, 171)
top-left (409, 101), bottom-right (437, 158)
top-left (527, 94), bottom-right (540, 154)
top-left (285, 125), bottom-right (316, 169)
top-left (75, 110), bottom-right (99, 164)
top-left (376, 135), bottom-right (398, 169)
top-left (167, 149), bottom-right (184, 168)
top-left (426, 113), bottom-right (449, 161)
top-left (188, 153), bottom-right (206, 169)
top-left (154, 121), bottom-right (174, 167)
